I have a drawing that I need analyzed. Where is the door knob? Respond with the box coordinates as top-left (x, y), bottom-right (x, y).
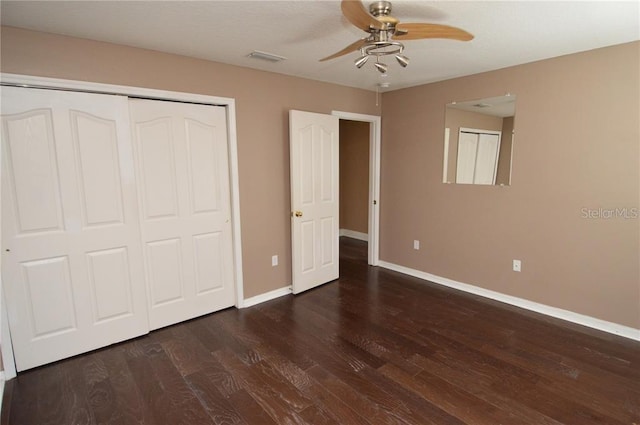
top-left (294, 211), bottom-right (303, 217)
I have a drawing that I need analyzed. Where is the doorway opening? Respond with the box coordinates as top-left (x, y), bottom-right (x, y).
top-left (289, 110), bottom-right (379, 294)
top-left (332, 111), bottom-right (380, 267)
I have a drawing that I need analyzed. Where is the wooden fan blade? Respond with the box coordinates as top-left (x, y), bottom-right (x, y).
top-left (341, 0), bottom-right (383, 31)
top-left (319, 38), bottom-right (367, 62)
top-left (394, 23), bottom-right (474, 41)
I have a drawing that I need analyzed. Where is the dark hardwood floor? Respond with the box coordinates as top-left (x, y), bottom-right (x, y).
top-left (3, 237), bottom-right (640, 424)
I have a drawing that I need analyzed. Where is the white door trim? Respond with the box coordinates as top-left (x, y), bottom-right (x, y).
top-left (0, 283), bottom-right (16, 380)
top-left (331, 110), bottom-right (381, 266)
top-left (0, 74), bottom-right (245, 377)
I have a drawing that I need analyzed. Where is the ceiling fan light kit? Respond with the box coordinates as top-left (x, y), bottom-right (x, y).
top-left (395, 54), bottom-right (409, 68)
top-left (321, 0), bottom-right (473, 77)
top-left (354, 54), bottom-right (370, 68)
top-left (374, 61), bottom-right (388, 74)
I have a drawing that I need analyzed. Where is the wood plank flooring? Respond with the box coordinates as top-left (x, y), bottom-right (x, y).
top-left (3, 237), bottom-right (639, 424)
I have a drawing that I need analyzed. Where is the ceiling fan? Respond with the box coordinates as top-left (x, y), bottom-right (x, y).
top-left (321, 0), bottom-right (474, 74)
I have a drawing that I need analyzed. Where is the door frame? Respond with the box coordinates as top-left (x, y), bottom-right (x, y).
top-left (331, 110), bottom-right (380, 266)
top-left (0, 73), bottom-right (245, 378)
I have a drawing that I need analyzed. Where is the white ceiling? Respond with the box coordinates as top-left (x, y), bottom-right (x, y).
top-left (2, 1), bottom-right (639, 92)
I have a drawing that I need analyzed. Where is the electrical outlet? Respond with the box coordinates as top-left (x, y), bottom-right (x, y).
top-left (513, 259), bottom-right (521, 272)
top-left (413, 240), bottom-right (420, 250)
top-left (272, 255), bottom-right (278, 267)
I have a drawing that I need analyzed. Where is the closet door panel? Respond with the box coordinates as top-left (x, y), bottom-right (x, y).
top-left (4, 109), bottom-right (64, 233)
top-left (474, 133), bottom-right (500, 185)
top-left (135, 117), bottom-right (179, 220)
top-left (456, 131), bottom-right (478, 184)
top-left (130, 99), bottom-right (235, 330)
top-left (193, 231), bottom-right (225, 293)
top-left (146, 238), bottom-right (185, 306)
top-left (1, 87), bottom-right (149, 371)
top-left (21, 256), bottom-right (76, 338)
top-left (72, 111), bottom-right (125, 226)
top-left (186, 118), bottom-right (221, 214)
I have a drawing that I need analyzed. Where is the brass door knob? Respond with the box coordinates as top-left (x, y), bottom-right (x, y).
top-left (294, 211), bottom-right (303, 217)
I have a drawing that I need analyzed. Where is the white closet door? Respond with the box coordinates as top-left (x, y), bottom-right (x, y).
top-left (474, 133), bottom-right (501, 185)
top-left (456, 131), bottom-right (479, 184)
top-left (1, 87), bottom-right (148, 371)
top-left (129, 99), bottom-right (235, 330)
top-left (456, 130), bottom-right (501, 185)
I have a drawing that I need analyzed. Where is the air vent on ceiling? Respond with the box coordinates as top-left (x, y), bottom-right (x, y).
top-left (247, 50), bottom-right (287, 62)
top-left (473, 103), bottom-right (492, 108)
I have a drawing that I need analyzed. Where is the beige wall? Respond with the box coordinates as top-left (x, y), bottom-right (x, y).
top-left (381, 41), bottom-right (640, 328)
top-left (339, 120), bottom-right (369, 234)
top-left (0, 26), bottom-right (380, 298)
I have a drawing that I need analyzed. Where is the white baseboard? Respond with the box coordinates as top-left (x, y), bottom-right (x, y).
top-left (339, 229), bottom-right (369, 242)
top-left (241, 286), bottom-right (292, 308)
top-left (378, 261), bottom-right (640, 342)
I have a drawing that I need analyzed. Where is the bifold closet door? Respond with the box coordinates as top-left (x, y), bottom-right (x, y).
top-left (1, 87), bottom-right (149, 371)
top-left (456, 130), bottom-right (501, 185)
top-left (474, 133), bottom-right (501, 184)
top-left (129, 99), bottom-right (235, 330)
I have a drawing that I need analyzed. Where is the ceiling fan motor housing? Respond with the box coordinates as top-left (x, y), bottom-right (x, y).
top-left (369, 1), bottom-right (399, 28)
top-left (369, 1), bottom-right (392, 17)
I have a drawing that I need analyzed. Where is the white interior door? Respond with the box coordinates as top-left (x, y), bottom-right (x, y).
top-left (1, 86), bottom-right (148, 371)
top-left (129, 99), bottom-right (235, 330)
top-left (289, 110), bottom-right (339, 294)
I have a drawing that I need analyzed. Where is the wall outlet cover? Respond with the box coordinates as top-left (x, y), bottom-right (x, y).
top-left (513, 259), bottom-right (521, 272)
